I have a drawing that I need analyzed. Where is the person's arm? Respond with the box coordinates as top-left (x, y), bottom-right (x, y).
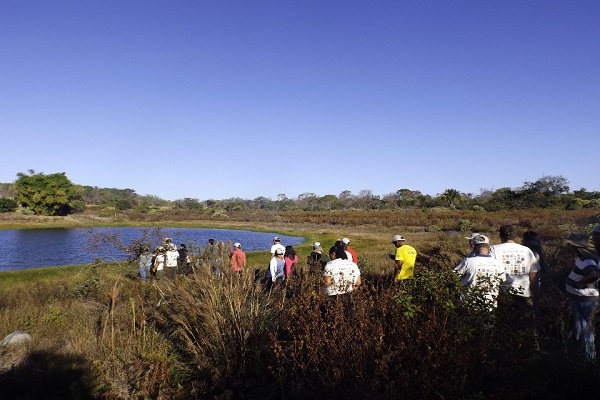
top-left (269, 257), bottom-right (277, 281)
top-left (355, 275), bottom-right (362, 288)
top-left (529, 270), bottom-right (540, 297)
top-left (576, 269), bottom-right (600, 289)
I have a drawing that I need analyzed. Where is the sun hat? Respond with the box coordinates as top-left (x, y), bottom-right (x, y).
top-left (564, 233), bottom-right (592, 248)
top-left (465, 232), bottom-right (481, 240)
top-left (275, 248), bottom-right (284, 255)
top-left (341, 238), bottom-right (350, 245)
top-left (234, 242), bottom-right (241, 248)
top-left (391, 235), bottom-right (406, 243)
top-left (472, 234), bottom-right (490, 245)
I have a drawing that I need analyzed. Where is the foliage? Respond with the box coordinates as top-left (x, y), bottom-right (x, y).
top-left (0, 197), bottom-right (18, 212)
top-left (14, 170), bottom-right (79, 216)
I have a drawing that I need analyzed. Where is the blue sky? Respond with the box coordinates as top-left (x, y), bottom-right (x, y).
top-left (1, 1), bottom-right (598, 201)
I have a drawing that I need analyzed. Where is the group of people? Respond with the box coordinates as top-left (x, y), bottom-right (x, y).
top-left (138, 238), bottom-right (191, 281)
top-left (454, 224), bottom-right (600, 361)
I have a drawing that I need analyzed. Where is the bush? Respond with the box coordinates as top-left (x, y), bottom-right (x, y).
top-left (0, 197), bottom-right (17, 212)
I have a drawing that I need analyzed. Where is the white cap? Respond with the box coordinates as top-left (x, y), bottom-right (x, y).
top-left (341, 238), bottom-right (350, 245)
top-left (465, 232), bottom-right (481, 240)
top-left (472, 234), bottom-right (489, 245)
top-left (391, 235), bottom-right (406, 243)
top-left (273, 236), bottom-right (281, 241)
top-left (313, 242), bottom-right (321, 247)
top-left (234, 242), bottom-right (241, 248)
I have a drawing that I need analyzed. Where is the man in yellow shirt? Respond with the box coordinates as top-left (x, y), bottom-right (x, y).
top-left (391, 234), bottom-right (417, 281)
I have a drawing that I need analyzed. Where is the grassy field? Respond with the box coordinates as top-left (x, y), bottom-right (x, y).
top-left (1, 208), bottom-right (600, 399)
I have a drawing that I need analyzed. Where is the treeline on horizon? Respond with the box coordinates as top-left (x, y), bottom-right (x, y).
top-left (0, 170), bottom-right (599, 216)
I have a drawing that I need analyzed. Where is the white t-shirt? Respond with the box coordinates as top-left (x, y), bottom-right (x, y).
top-left (154, 254), bottom-right (165, 271)
top-left (270, 243), bottom-right (285, 256)
top-left (322, 258), bottom-right (361, 296)
top-left (491, 242), bottom-right (540, 297)
top-left (454, 254), bottom-right (506, 308)
top-left (165, 249), bottom-right (180, 268)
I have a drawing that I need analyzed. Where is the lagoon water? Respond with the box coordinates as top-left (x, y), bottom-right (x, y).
top-left (0, 227), bottom-right (303, 272)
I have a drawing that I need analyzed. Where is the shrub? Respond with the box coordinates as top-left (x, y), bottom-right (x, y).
top-left (0, 197), bottom-right (17, 212)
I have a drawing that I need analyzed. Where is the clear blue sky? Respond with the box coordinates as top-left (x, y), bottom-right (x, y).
top-left (1, 1), bottom-right (598, 201)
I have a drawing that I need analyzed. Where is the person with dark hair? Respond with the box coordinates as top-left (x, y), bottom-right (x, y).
top-left (322, 245), bottom-right (361, 296)
top-left (178, 243), bottom-right (191, 274)
top-left (564, 232), bottom-right (600, 360)
top-left (284, 245), bottom-right (298, 278)
top-left (491, 225), bottom-right (540, 345)
top-left (521, 230), bottom-right (546, 289)
top-left (334, 240), bottom-right (349, 260)
top-left (492, 225), bottom-right (540, 299)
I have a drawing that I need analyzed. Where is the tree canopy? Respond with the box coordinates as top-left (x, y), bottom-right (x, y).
top-left (15, 170), bottom-right (80, 216)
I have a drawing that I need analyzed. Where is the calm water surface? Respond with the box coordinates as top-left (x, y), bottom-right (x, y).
top-left (0, 228), bottom-right (303, 272)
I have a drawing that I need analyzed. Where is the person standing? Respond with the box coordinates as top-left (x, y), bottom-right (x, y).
top-left (341, 237), bottom-right (358, 264)
top-left (390, 234), bottom-right (417, 281)
top-left (322, 245), bottom-right (361, 296)
top-left (178, 243), bottom-right (191, 274)
top-left (564, 232), bottom-right (600, 360)
top-left (454, 235), bottom-right (506, 310)
top-left (307, 241), bottom-right (326, 271)
top-left (284, 245), bottom-right (298, 278)
top-left (270, 237), bottom-right (285, 257)
top-left (491, 225), bottom-right (540, 300)
top-left (267, 247), bottom-right (285, 290)
top-left (151, 246), bottom-right (165, 279)
top-left (164, 243), bottom-right (180, 279)
top-left (230, 242), bottom-right (247, 275)
top-left (138, 245), bottom-right (153, 282)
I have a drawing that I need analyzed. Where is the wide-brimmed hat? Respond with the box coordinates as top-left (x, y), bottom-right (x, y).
top-left (564, 233), bottom-right (592, 248)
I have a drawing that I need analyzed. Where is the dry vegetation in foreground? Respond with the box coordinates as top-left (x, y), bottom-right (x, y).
top-left (1, 208), bottom-right (600, 399)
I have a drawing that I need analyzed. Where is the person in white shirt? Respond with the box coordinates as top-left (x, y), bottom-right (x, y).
top-left (270, 237), bottom-right (285, 257)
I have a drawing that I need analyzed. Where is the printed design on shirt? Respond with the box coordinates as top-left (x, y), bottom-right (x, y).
top-left (500, 251), bottom-right (527, 276)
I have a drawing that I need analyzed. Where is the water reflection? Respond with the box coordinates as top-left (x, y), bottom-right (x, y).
top-left (0, 228), bottom-right (303, 271)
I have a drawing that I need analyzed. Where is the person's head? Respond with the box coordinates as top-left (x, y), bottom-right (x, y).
top-left (465, 232), bottom-right (481, 248)
top-left (284, 245), bottom-right (296, 258)
top-left (471, 234), bottom-right (491, 255)
top-left (391, 234), bottom-right (406, 248)
top-left (335, 239), bottom-right (347, 250)
top-left (341, 237), bottom-right (350, 246)
top-left (564, 233), bottom-right (596, 260)
top-left (179, 243), bottom-right (186, 250)
top-left (208, 239), bottom-right (215, 245)
top-left (592, 225), bottom-right (600, 251)
top-left (499, 225), bottom-right (518, 242)
top-left (522, 231), bottom-right (542, 251)
top-left (275, 247), bottom-right (284, 257)
top-left (233, 242), bottom-right (241, 249)
top-left (329, 245), bottom-right (347, 260)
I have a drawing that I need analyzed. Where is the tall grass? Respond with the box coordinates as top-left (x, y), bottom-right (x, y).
top-left (1, 210), bottom-right (600, 399)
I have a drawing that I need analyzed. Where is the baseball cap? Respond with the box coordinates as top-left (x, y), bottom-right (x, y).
top-left (313, 242), bottom-right (321, 247)
top-left (341, 238), bottom-right (350, 245)
top-left (234, 242), bottom-right (241, 248)
top-left (472, 234), bottom-right (490, 245)
top-left (273, 237), bottom-right (281, 241)
top-left (275, 248), bottom-right (284, 255)
top-left (391, 235), bottom-right (406, 243)
top-left (465, 232), bottom-right (481, 240)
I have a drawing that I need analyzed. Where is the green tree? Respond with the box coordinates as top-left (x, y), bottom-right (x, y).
top-left (0, 197), bottom-right (17, 212)
top-left (15, 170), bottom-right (78, 216)
top-left (440, 188), bottom-right (463, 208)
